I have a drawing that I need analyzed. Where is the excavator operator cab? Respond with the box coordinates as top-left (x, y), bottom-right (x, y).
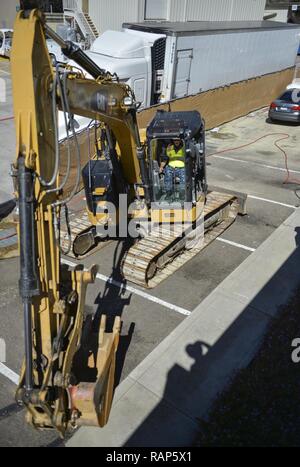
top-left (147, 110), bottom-right (207, 207)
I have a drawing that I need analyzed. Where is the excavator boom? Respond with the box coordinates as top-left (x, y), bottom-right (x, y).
top-left (10, 8), bottom-right (140, 435)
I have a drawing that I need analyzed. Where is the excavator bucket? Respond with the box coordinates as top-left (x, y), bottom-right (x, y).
top-left (69, 315), bottom-right (121, 428)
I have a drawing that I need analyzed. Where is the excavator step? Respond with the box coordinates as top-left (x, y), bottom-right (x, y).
top-left (121, 191), bottom-right (244, 289)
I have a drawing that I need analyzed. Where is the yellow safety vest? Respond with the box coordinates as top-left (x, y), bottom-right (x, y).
top-left (167, 145), bottom-right (185, 169)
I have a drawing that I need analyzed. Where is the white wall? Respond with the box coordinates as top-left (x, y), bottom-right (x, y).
top-left (88, 0), bottom-right (267, 33)
top-left (145, 0), bottom-right (168, 20)
top-left (89, 0), bottom-right (143, 32)
top-left (169, 0), bottom-right (266, 22)
top-left (0, 1), bottom-right (19, 29)
top-left (231, 0), bottom-right (266, 21)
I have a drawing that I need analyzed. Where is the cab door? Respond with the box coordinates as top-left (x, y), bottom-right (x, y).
top-left (173, 49), bottom-right (193, 99)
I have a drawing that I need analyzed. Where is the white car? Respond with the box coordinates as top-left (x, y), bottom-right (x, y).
top-left (0, 29), bottom-right (13, 58)
top-left (286, 80), bottom-right (300, 91)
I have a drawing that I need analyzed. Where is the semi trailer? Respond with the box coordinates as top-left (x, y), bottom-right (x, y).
top-left (78, 20), bottom-right (300, 109)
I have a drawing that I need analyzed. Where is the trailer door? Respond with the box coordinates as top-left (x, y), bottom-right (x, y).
top-left (173, 49), bottom-right (193, 99)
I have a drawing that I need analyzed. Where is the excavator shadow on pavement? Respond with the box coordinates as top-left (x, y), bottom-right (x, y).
top-left (72, 239), bottom-right (136, 389)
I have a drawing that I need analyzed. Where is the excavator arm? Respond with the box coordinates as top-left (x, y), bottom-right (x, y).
top-left (10, 7), bottom-right (145, 436)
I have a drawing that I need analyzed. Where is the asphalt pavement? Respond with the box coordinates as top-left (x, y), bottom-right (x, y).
top-left (1, 60), bottom-right (300, 447)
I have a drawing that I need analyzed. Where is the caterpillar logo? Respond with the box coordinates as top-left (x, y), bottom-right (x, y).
top-left (0, 338), bottom-right (6, 363)
top-left (91, 92), bottom-right (108, 113)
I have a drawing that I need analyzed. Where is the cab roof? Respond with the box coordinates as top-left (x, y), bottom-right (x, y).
top-left (147, 111), bottom-right (203, 139)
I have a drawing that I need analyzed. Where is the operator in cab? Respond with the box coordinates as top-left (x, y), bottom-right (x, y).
top-left (160, 138), bottom-right (186, 192)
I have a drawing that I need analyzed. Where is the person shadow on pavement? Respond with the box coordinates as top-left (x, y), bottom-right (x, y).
top-left (294, 226), bottom-right (300, 247)
top-left (124, 341), bottom-right (211, 447)
top-left (123, 224), bottom-right (300, 447)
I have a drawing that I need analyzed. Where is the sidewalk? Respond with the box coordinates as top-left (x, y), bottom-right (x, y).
top-left (67, 209), bottom-right (300, 447)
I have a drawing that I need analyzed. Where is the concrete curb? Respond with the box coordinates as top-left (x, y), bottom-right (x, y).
top-left (67, 209), bottom-right (300, 447)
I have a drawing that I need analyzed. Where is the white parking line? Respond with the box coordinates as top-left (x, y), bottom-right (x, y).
top-left (98, 272), bottom-right (192, 316)
top-left (216, 237), bottom-right (256, 252)
top-left (213, 154), bottom-right (300, 175)
top-left (62, 259), bottom-right (192, 317)
top-left (0, 363), bottom-right (19, 385)
top-left (0, 69), bottom-right (10, 76)
top-left (0, 232), bottom-right (262, 388)
top-left (248, 195), bottom-right (297, 210)
top-left (63, 236), bottom-right (259, 314)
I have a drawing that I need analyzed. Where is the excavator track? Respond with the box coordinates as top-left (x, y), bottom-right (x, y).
top-left (121, 191), bottom-right (241, 289)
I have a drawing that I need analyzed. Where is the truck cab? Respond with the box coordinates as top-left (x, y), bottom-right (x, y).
top-left (78, 29), bottom-right (166, 108)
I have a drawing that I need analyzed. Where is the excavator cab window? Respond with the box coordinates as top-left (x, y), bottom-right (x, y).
top-left (147, 110), bottom-right (207, 207)
top-left (150, 138), bottom-right (187, 205)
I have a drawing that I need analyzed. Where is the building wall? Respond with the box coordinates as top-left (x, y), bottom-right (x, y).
top-left (88, 0), bottom-right (267, 33)
top-left (266, 1), bottom-right (294, 8)
top-left (0, 0), bottom-right (64, 29)
top-left (169, 0), bottom-right (266, 22)
top-left (183, 0), bottom-right (235, 21)
top-left (89, 0), bottom-right (143, 32)
top-left (0, 0), bottom-right (268, 32)
top-left (230, 0), bottom-right (266, 21)
top-left (0, 1), bottom-right (19, 29)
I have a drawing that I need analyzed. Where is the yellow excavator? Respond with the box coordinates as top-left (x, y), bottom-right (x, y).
top-left (70, 109), bottom-right (243, 290)
top-left (11, 4), bottom-right (245, 436)
top-left (63, 52), bottom-right (244, 291)
top-left (73, 109), bottom-right (242, 289)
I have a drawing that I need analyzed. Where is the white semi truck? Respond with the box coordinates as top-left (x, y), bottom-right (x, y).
top-left (80, 20), bottom-right (300, 109)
